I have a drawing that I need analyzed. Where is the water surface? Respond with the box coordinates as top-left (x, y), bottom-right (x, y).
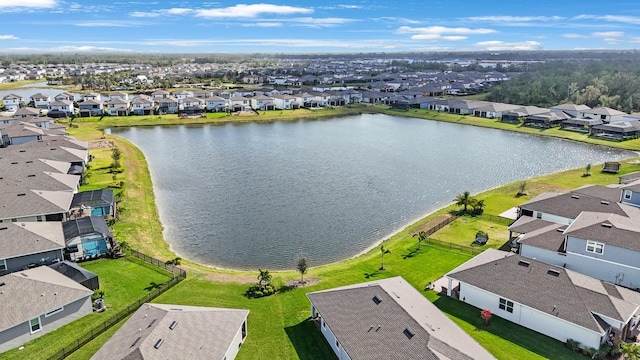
top-left (114, 114), bottom-right (635, 269)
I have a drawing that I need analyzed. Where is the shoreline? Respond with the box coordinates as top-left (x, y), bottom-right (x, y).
top-left (84, 110), bottom-right (640, 274)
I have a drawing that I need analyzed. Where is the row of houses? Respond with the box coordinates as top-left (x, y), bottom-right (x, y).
top-left (439, 173), bottom-right (640, 351)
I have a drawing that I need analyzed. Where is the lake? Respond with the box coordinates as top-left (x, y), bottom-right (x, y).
top-left (113, 114), bottom-right (636, 270)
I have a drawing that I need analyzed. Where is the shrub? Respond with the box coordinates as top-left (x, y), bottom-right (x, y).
top-left (254, 291), bottom-right (263, 297)
top-left (91, 289), bottom-right (105, 301)
top-left (565, 338), bottom-right (581, 352)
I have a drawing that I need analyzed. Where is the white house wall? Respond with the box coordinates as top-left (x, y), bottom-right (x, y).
top-left (457, 282), bottom-right (603, 349)
top-left (565, 251), bottom-right (640, 289)
top-left (222, 319), bottom-right (247, 360)
top-left (519, 244), bottom-right (568, 267)
top-left (311, 304), bottom-right (352, 360)
top-left (533, 211), bottom-right (573, 225)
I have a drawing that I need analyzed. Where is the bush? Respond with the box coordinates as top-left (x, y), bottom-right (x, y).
top-left (245, 284), bottom-right (277, 298)
top-left (565, 338), bottom-right (581, 352)
top-left (91, 289), bottom-right (105, 301)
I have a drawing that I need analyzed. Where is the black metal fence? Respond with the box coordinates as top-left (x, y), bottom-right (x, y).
top-left (422, 215), bottom-right (458, 237)
top-left (478, 213), bottom-right (514, 226)
top-left (424, 237), bottom-right (484, 256)
top-left (47, 253), bottom-right (186, 360)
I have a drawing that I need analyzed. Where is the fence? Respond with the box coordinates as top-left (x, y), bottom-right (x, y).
top-left (478, 213), bottom-right (514, 226)
top-left (422, 215), bottom-right (458, 237)
top-left (424, 237), bottom-right (484, 256)
top-left (47, 253), bottom-right (186, 360)
top-left (129, 249), bottom-right (187, 278)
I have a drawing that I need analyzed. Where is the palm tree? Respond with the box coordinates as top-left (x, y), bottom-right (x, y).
top-left (413, 231), bottom-right (427, 250)
top-left (379, 245), bottom-right (391, 270)
top-left (455, 191), bottom-right (472, 214)
top-left (257, 268), bottom-right (272, 288)
top-left (471, 199), bottom-right (486, 215)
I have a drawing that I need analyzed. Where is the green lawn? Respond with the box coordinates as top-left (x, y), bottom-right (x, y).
top-left (0, 257), bottom-right (171, 360)
top-left (429, 216), bottom-right (510, 249)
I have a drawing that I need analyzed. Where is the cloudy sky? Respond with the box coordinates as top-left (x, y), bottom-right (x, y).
top-left (1, 0), bottom-right (640, 53)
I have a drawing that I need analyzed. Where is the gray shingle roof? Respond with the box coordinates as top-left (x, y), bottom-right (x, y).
top-left (564, 212), bottom-right (640, 251)
top-left (519, 185), bottom-right (627, 220)
top-left (0, 266), bottom-right (92, 332)
top-left (0, 222), bottom-right (65, 259)
top-left (90, 303), bottom-right (249, 360)
top-left (0, 189), bottom-right (73, 220)
top-left (307, 277), bottom-right (495, 360)
top-left (509, 217), bottom-right (566, 251)
top-left (448, 255), bottom-right (640, 333)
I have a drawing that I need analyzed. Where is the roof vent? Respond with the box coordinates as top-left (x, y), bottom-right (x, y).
top-left (403, 327), bottom-right (416, 339)
top-left (372, 295), bottom-right (382, 305)
top-left (10, 162), bottom-right (18, 165)
top-left (601, 223), bottom-right (612, 228)
top-left (27, 174), bottom-right (35, 177)
top-left (130, 337), bottom-right (141, 348)
top-left (517, 260), bottom-right (530, 267)
top-left (147, 319), bottom-right (157, 328)
top-left (0, 227), bottom-right (6, 231)
top-left (0, 282), bottom-right (5, 286)
top-left (570, 194), bottom-right (580, 199)
top-left (556, 228), bottom-right (566, 232)
top-left (19, 150), bottom-right (25, 153)
top-left (169, 321), bottom-right (178, 330)
top-left (601, 201), bottom-right (609, 205)
top-left (26, 161), bottom-right (33, 163)
top-left (547, 269), bottom-right (560, 277)
top-left (17, 193), bottom-right (26, 197)
top-left (153, 339), bottom-right (164, 349)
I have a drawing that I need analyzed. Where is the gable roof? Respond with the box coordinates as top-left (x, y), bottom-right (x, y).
top-left (448, 255), bottom-right (640, 333)
top-left (307, 276), bottom-right (496, 360)
top-left (0, 222), bottom-right (65, 260)
top-left (508, 216), bottom-right (567, 251)
top-left (564, 211), bottom-right (640, 251)
top-left (90, 303), bottom-right (249, 360)
top-left (0, 266), bottom-right (92, 332)
top-left (519, 185), bottom-right (627, 219)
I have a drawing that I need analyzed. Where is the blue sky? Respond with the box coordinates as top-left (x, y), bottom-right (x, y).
top-left (1, 0), bottom-right (640, 53)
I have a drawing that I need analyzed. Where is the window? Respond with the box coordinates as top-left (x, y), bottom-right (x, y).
top-left (30, 317), bottom-right (41, 334)
top-left (0, 259), bottom-right (6, 272)
top-left (536, 212), bottom-right (542, 219)
top-left (624, 190), bottom-right (633, 200)
top-left (499, 298), bottom-right (514, 313)
top-left (335, 340), bottom-right (340, 348)
top-left (36, 215), bottom-right (43, 222)
top-left (586, 240), bottom-right (605, 254)
top-left (45, 307), bottom-right (63, 318)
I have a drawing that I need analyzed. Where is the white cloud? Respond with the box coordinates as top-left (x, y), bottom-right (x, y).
top-left (475, 40), bottom-right (542, 51)
top-left (130, 8), bottom-right (193, 18)
top-left (397, 26), bottom-right (496, 36)
top-left (574, 15), bottom-right (640, 25)
top-left (591, 31), bottom-right (624, 38)
top-left (0, 0), bottom-right (56, 7)
top-left (563, 33), bottom-right (589, 39)
top-left (74, 21), bottom-right (141, 27)
top-left (0, 35), bottom-right (18, 40)
top-left (289, 17), bottom-right (355, 28)
top-left (241, 22), bottom-right (282, 27)
top-left (397, 26), bottom-right (495, 41)
top-left (464, 15), bottom-right (564, 22)
top-left (372, 17), bottom-right (421, 25)
top-left (195, 4), bottom-right (312, 18)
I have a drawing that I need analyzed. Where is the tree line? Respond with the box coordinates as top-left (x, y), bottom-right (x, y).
top-left (487, 59), bottom-right (640, 113)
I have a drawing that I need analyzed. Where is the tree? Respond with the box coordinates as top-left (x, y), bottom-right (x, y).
top-left (379, 244), bottom-right (391, 270)
top-left (480, 309), bottom-right (492, 325)
top-left (517, 181), bottom-right (528, 197)
top-left (111, 146), bottom-right (122, 171)
top-left (621, 342), bottom-right (640, 360)
top-left (471, 199), bottom-right (486, 215)
top-left (455, 191), bottom-right (472, 213)
top-left (296, 257), bottom-right (308, 283)
top-left (413, 231), bottom-right (427, 250)
top-left (165, 257), bottom-right (181, 266)
top-left (584, 163), bottom-right (592, 177)
top-left (257, 268), bottom-right (272, 288)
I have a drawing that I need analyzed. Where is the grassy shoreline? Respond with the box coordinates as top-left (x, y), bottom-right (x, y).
top-left (69, 106), bottom-right (640, 276)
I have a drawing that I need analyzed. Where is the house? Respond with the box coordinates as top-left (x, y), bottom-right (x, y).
top-left (12, 107), bottom-right (40, 119)
top-left (205, 96), bottom-right (226, 112)
top-left (227, 96), bottom-right (251, 112)
top-left (78, 99), bottom-right (104, 117)
top-left (621, 179), bottom-right (640, 207)
top-left (131, 95), bottom-right (154, 115)
top-left (181, 97), bottom-right (204, 109)
top-left (446, 251), bottom-right (640, 350)
top-left (151, 89), bottom-right (170, 100)
top-left (108, 91), bottom-right (129, 101)
top-left (49, 260), bottom-right (99, 290)
top-left (106, 98), bottom-right (130, 116)
top-left (307, 276), bottom-right (496, 360)
top-left (561, 117), bottom-right (603, 133)
top-left (550, 103), bottom-right (591, 118)
top-left (29, 93), bottom-right (50, 109)
top-left (48, 100), bottom-right (74, 117)
top-left (81, 93), bottom-right (101, 102)
top-left (500, 106), bottom-right (550, 123)
top-left (157, 97), bottom-right (179, 114)
top-left (580, 107), bottom-right (627, 124)
top-left (0, 122), bottom-right (44, 146)
top-left (53, 92), bottom-right (75, 102)
top-left (0, 222), bottom-right (65, 275)
top-left (0, 266), bottom-right (93, 353)
top-left (70, 189), bottom-right (115, 218)
top-left (591, 121), bottom-right (640, 141)
top-left (2, 94), bottom-right (22, 112)
top-left (473, 102), bottom-right (524, 119)
top-left (250, 95), bottom-right (275, 111)
top-left (524, 110), bottom-right (571, 128)
top-left (90, 303), bottom-right (249, 360)
top-left (62, 216), bottom-right (114, 261)
top-left (271, 94), bottom-right (298, 110)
